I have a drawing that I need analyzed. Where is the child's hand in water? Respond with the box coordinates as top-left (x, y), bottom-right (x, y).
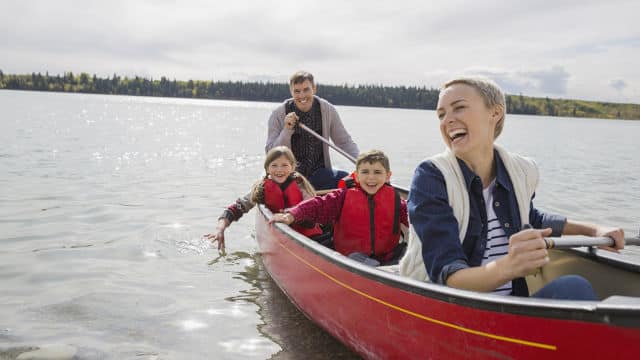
top-left (205, 230), bottom-right (225, 250)
top-left (270, 212), bottom-right (294, 225)
top-left (205, 219), bottom-right (229, 250)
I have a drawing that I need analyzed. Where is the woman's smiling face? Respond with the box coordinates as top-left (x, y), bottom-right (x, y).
top-left (436, 83), bottom-right (499, 162)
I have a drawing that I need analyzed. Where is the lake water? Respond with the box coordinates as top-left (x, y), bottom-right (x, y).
top-left (1, 90), bottom-right (639, 359)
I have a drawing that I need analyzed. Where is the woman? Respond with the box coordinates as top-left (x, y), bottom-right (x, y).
top-left (399, 77), bottom-right (624, 300)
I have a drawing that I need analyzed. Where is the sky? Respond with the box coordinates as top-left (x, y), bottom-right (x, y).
top-left (1, 0), bottom-right (639, 104)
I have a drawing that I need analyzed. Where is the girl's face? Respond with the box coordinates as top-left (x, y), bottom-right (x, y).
top-left (436, 84), bottom-right (500, 163)
top-left (267, 155), bottom-right (294, 184)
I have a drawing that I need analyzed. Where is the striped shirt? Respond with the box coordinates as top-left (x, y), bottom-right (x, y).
top-left (481, 180), bottom-right (512, 295)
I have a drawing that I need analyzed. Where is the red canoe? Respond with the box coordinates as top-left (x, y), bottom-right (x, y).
top-left (255, 202), bottom-right (640, 359)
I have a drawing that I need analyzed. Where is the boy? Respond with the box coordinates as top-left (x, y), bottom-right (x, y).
top-left (270, 150), bottom-right (408, 265)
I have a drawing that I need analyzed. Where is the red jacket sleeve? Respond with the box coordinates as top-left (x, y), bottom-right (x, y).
top-left (400, 198), bottom-right (409, 227)
top-left (288, 188), bottom-right (347, 225)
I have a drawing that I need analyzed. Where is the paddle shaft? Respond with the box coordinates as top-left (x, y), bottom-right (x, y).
top-left (297, 123), bottom-right (639, 251)
top-left (545, 236), bottom-right (640, 249)
top-left (297, 123), bottom-right (357, 164)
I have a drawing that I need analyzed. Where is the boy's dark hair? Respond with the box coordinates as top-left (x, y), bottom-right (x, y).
top-left (356, 149), bottom-right (390, 172)
top-left (289, 71), bottom-right (315, 87)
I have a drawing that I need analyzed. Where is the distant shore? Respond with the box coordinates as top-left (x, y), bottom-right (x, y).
top-left (1, 71), bottom-right (638, 120)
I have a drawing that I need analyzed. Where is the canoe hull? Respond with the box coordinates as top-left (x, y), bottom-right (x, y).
top-left (256, 207), bottom-right (640, 359)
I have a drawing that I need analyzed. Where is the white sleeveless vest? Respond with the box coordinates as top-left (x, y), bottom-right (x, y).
top-left (399, 144), bottom-right (539, 282)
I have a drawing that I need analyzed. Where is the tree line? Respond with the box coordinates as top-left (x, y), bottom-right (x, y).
top-left (1, 70), bottom-right (638, 120)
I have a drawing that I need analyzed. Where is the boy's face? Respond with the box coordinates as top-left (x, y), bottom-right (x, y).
top-left (356, 161), bottom-right (391, 195)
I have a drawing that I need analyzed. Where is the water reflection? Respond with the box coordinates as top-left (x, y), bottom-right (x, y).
top-left (180, 319), bottom-right (208, 331)
top-left (227, 251), bottom-right (360, 359)
top-left (219, 338), bottom-right (279, 357)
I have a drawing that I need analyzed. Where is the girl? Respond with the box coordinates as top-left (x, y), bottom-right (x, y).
top-left (205, 146), bottom-right (321, 250)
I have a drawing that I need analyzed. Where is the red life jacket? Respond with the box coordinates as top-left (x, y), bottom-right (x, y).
top-left (333, 184), bottom-right (401, 259)
top-left (263, 176), bottom-right (323, 238)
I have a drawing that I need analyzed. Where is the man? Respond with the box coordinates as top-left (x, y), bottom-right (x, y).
top-left (265, 71), bottom-right (359, 190)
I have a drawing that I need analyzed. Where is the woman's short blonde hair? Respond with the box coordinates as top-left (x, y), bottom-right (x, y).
top-left (442, 77), bottom-right (506, 139)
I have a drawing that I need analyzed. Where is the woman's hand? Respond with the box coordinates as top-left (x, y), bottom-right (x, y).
top-left (562, 220), bottom-right (625, 253)
top-left (497, 227), bottom-right (552, 280)
top-left (270, 212), bottom-right (294, 225)
top-left (595, 226), bottom-right (625, 252)
top-left (205, 219), bottom-right (229, 251)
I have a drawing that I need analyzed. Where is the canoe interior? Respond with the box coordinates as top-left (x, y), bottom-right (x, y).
top-left (527, 248), bottom-right (640, 298)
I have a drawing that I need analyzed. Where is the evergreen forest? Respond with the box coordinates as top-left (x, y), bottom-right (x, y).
top-left (1, 71), bottom-right (638, 120)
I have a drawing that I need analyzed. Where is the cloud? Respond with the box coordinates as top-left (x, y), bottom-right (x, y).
top-left (1, 0), bottom-right (639, 103)
top-left (457, 66), bottom-right (570, 97)
top-left (610, 79), bottom-right (627, 91)
top-left (524, 67), bottom-right (571, 95)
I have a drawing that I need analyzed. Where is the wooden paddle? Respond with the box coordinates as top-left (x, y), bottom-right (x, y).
top-left (297, 122), bottom-right (411, 196)
top-left (545, 235), bottom-right (640, 249)
top-left (297, 123), bottom-right (357, 164)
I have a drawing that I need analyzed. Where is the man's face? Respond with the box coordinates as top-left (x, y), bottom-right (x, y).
top-left (290, 80), bottom-right (316, 112)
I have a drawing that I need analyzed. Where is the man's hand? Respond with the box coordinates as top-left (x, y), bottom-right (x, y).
top-left (284, 112), bottom-right (299, 130)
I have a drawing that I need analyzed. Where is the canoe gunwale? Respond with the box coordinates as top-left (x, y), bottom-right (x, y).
top-left (567, 246), bottom-right (640, 273)
top-left (257, 205), bottom-right (640, 328)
